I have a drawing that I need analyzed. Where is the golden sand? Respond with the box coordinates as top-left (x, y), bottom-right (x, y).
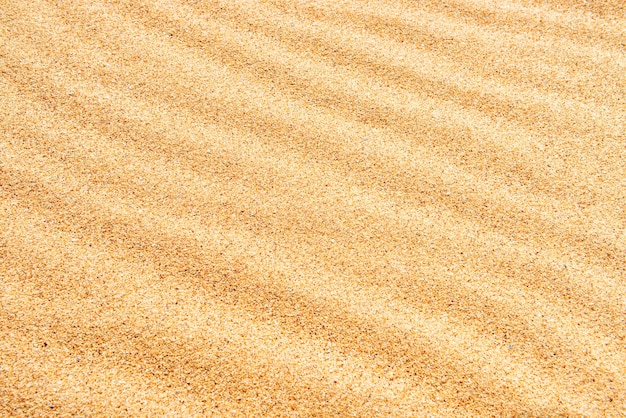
top-left (1, 0), bottom-right (625, 416)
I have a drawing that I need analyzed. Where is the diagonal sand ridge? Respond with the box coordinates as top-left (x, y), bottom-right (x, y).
top-left (1, 0), bottom-right (625, 416)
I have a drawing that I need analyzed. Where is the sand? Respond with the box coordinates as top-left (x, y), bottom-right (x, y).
top-left (1, 0), bottom-right (625, 416)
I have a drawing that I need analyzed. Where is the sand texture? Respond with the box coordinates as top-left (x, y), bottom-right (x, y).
top-left (1, 0), bottom-right (625, 416)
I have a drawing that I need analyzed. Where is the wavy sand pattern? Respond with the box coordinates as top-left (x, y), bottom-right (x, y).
top-left (1, 0), bottom-right (625, 416)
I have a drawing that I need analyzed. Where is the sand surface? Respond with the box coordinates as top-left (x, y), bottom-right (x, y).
top-left (1, 0), bottom-right (625, 416)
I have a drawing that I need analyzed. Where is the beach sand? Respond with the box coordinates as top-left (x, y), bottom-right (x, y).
top-left (1, 0), bottom-right (625, 415)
